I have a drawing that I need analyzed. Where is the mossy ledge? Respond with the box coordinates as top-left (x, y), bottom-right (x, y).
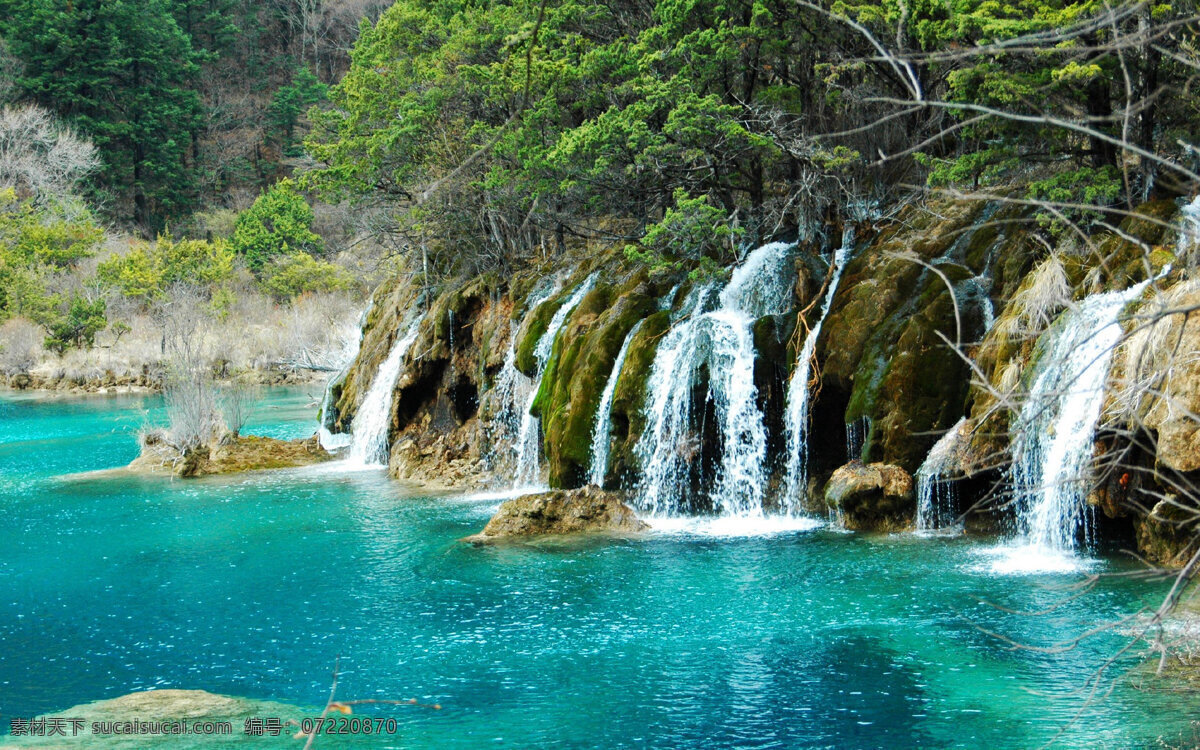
top-left (329, 195), bottom-right (1200, 567)
top-left (126, 433), bottom-right (333, 478)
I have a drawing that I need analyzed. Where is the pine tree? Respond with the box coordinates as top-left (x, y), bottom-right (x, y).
top-left (1, 0), bottom-right (205, 229)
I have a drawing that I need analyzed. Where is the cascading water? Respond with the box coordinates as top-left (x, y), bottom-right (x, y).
top-left (635, 242), bottom-right (795, 517)
top-left (1007, 279), bottom-right (1153, 558)
top-left (780, 228), bottom-right (855, 512)
top-left (961, 275), bottom-right (996, 334)
top-left (318, 303), bottom-right (372, 450)
top-left (513, 274), bottom-right (598, 486)
top-left (915, 417), bottom-right (966, 531)
top-left (844, 416), bottom-right (870, 463)
top-left (486, 286), bottom-right (557, 473)
top-left (588, 319), bottom-right (644, 487)
top-left (346, 318), bottom-right (422, 467)
top-left (1180, 194), bottom-right (1200, 267)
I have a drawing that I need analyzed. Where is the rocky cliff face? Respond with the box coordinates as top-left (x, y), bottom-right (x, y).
top-left (331, 195), bottom-right (1198, 564)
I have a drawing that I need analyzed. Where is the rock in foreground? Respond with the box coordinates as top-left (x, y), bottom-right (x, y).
top-left (825, 462), bottom-right (915, 532)
top-left (129, 432), bottom-right (333, 478)
top-left (464, 486), bottom-right (649, 543)
top-left (0, 689), bottom-right (305, 748)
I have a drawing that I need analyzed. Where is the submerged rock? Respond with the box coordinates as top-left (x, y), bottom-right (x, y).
top-left (825, 462), bottom-right (915, 532)
top-left (463, 486), bottom-right (649, 543)
top-left (0, 689), bottom-right (306, 748)
top-left (128, 432), bottom-right (333, 478)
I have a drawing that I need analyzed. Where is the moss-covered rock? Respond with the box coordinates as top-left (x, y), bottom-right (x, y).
top-left (534, 281), bottom-right (658, 488)
top-left (962, 198), bottom-right (1180, 476)
top-left (817, 199), bottom-right (1036, 476)
top-left (607, 309), bottom-right (672, 484)
top-left (1063, 199), bottom-right (1179, 295)
top-left (128, 432), bottom-right (332, 477)
top-left (515, 293), bottom-right (567, 376)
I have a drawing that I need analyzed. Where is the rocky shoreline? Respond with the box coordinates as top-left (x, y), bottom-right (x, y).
top-left (320, 195), bottom-right (1199, 567)
top-left (2, 367), bottom-right (324, 395)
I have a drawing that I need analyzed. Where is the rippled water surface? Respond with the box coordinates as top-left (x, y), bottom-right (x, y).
top-left (1, 389), bottom-right (1198, 748)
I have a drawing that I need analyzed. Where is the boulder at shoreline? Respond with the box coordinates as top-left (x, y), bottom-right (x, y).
top-left (463, 486), bottom-right (649, 543)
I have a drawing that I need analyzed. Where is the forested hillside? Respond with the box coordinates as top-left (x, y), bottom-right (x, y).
top-left (1, 0), bottom-right (388, 228)
top-left (304, 0), bottom-right (1198, 280)
top-left (0, 0), bottom-right (391, 390)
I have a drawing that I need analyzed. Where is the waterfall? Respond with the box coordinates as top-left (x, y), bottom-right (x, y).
top-left (485, 336), bottom-right (526, 470)
top-left (486, 286), bottom-right (557, 471)
top-left (1008, 279), bottom-right (1152, 554)
top-left (780, 228), bottom-right (855, 512)
top-left (318, 303), bottom-right (372, 451)
top-left (961, 275), bottom-right (996, 335)
top-left (844, 416), bottom-right (870, 463)
top-left (346, 318), bottom-right (422, 467)
top-left (513, 274), bottom-right (598, 486)
top-left (1180, 194), bottom-right (1200, 267)
top-left (634, 242), bottom-right (794, 517)
top-left (588, 319), bottom-right (644, 487)
top-left (915, 417), bottom-right (966, 531)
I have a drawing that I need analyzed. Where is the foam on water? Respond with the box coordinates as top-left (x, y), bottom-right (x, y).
top-left (645, 514), bottom-right (824, 538)
top-left (458, 485), bottom-right (548, 503)
top-left (972, 543), bottom-right (1099, 576)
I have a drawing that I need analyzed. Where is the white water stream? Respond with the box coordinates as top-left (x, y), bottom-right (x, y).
top-left (345, 318), bottom-right (422, 467)
top-left (588, 318), bottom-right (644, 487)
top-left (996, 278), bottom-right (1154, 570)
top-left (635, 242), bottom-right (794, 516)
top-left (513, 274), bottom-right (598, 486)
top-left (780, 228), bottom-right (855, 511)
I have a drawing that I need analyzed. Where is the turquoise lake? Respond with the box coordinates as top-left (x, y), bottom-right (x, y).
top-left (1, 388), bottom-right (1198, 748)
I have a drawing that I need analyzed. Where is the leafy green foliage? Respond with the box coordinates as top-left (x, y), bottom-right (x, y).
top-left (258, 253), bottom-right (355, 301)
top-left (0, 188), bottom-right (103, 324)
top-left (624, 190), bottom-right (745, 276)
top-left (97, 235), bottom-right (235, 303)
top-left (231, 179), bottom-right (324, 272)
top-left (304, 0), bottom-right (1195, 279)
top-left (305, 0), bottom-right (815, 276)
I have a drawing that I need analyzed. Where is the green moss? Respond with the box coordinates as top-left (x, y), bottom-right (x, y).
top-left (536, 286), bottom-right (657, 488)
top-left (1070, 200), bottom-right (1181, 293)
top-left (608, 309), bottom-right (671, 481)
top-left (829, 200), bottom-right (1006, 471)
top-left (515, 295), bottom-right (566, 375)
top-left (991, 229), bottom-right (1039, 301)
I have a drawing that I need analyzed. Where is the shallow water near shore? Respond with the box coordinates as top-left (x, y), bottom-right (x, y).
top-left (2, 389), bottom-right (1198, 748)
